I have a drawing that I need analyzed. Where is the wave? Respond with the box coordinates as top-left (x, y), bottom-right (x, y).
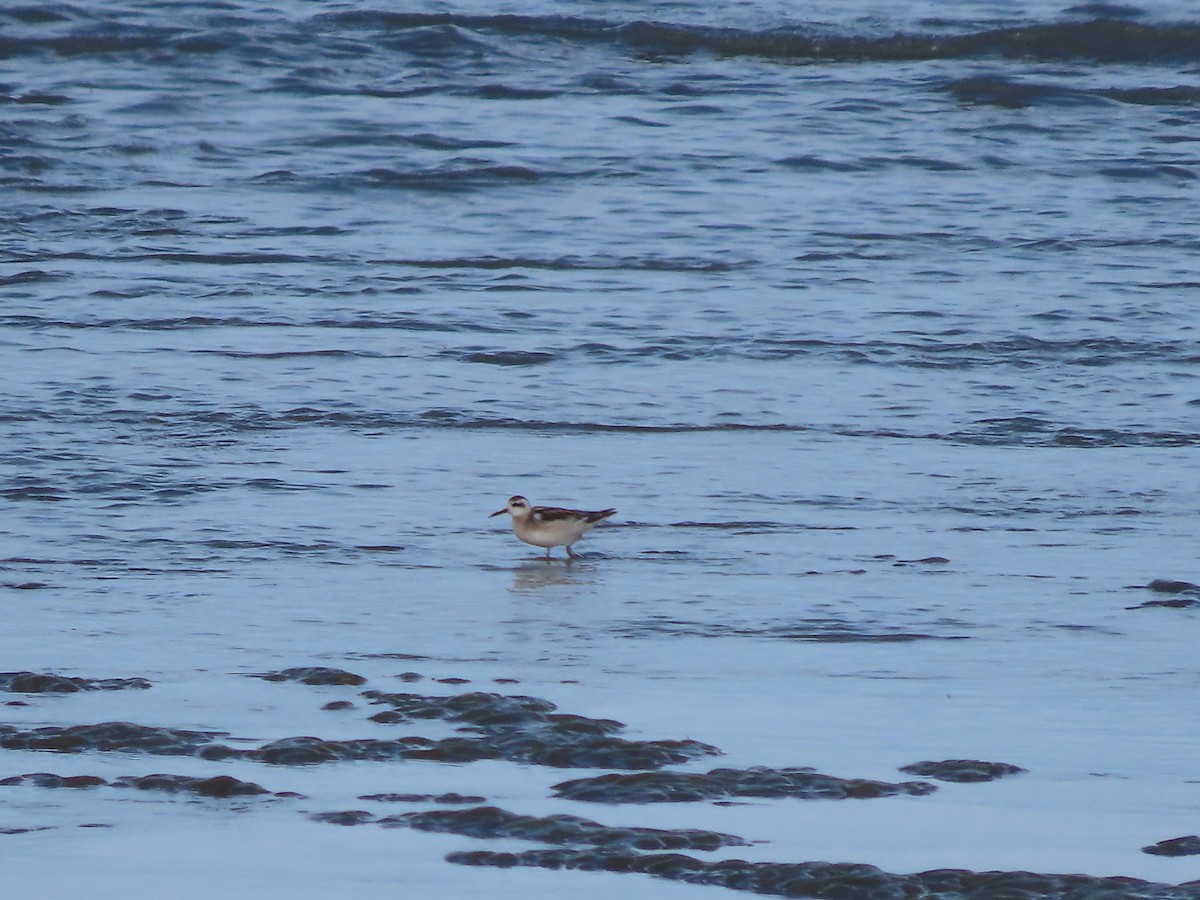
top-left (252, 164), bottom-right (547, 193)
top-left (438, 334), bottom-right (1200, 368)
top-left (0, 249), bottom-right (330, 266)
top-left (614, 617), bottom-right (969, 642)
top-left (302, 132), bottom-right (516, 151)
top-left (5, 11), bottom-right (1200, 67)
top-left (4, 398), bottom-right (1198, 449)
top-left (382, 255), bottom-right (747, 273)
top-left (0, 313), bottom-right (494, 333)
top-left (946, 76), bottom-right (1200, 108)
top-left (0, 269), bottom-right (62, 287)
top-left (195, 349), bottom-right (399, 361)
top-left (0, 250), bottom-right (749, 274)
top-left (2, 308), bottom-right (1193, 369)
top-left (311, 13), bottom-right (1200, 65)
top-left (949, 418), bottom-right (1200, 448)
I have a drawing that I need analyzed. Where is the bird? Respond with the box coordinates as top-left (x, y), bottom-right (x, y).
top-left (489, 495), bottom-right (616, 558)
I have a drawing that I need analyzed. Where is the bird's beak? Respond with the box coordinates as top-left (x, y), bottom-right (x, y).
top-left (489, 509), bottom-right (506, 518)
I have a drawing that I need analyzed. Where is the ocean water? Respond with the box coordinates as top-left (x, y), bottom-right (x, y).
top-left (3, 1), bottom-right (1200, 896)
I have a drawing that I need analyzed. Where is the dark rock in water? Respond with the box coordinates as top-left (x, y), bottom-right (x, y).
top-left (0, 772), bottom-right (107, 788)
top-left (358, 792), bottom-right (486, 804)
top-left (256, 666), bottom-right (366, 686)
top-left (446, 848), bottom-right (1200, 898)
top-left (1144, 835), bottom-right (1200, 857)
top-left (321, 700), bottom-right (355, 711)
top-left (397, 672), bottom-right (423, 682)
top-left (1146, 579), bottom-right (1200, 594)
top-left (0, 721), bottom-right (223, 755)
top-left (898, 759), bottom-right (1026, 783)
top-left (0, 672), bottom-right (151, 693)
top-left (382, 805), bottom-right (749, 852)
top-left (552, 765), bottom-right (936, 803)
top-left (112, 773), bottom-right (271, 798)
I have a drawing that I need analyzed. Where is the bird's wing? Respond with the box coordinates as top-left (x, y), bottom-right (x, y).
top-left (532, 506), bottom-right (616, 524)
top-left (530, 506), bottom-right (577, 522)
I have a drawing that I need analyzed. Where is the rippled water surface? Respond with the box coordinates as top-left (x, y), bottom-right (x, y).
top-left (3, 0), bottom-right (1200, 896)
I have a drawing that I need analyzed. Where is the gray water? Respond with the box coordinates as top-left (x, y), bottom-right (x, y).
top-left (3, 1), bottom-right (1200, 896)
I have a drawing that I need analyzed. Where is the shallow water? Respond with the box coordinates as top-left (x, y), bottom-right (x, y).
top-left (3, 0), bottom-right (1200, 896)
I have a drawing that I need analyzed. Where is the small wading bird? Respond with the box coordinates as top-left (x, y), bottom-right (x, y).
top-left (489, 495), bottom-right (616, 559)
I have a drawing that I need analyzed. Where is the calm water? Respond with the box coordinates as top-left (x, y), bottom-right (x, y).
top-left (3, 1), bottom-right (1200, 896)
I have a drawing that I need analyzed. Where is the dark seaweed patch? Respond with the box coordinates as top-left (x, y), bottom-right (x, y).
top-left (552, 765), bottom-right (936, 804)
top-left (446, 848), bottom-right (1200, 898)
top-left (363, 690), bottom-right (721, 769)
top-left (243, 734), bottom-right (503, 765)
top-left (0, 772), bottom-right (107, 788)
top-left (898, 759), bottom-right (1026, 783)
top-left (0, 722), bottom-right (220, 754)
top-left (0, 672), bottom-right (152, 693)
top-left (1, 771), bottom-right (283, 798)
top-left (385, 805), bottom-right (749, 852)
top-left (1127, 582), bottom-right (1200, 610)
top-left (112, 774), bottom-right (273, 798)
top-left (255, 666), bottom-right (367, 686)
top-left (1146, 579), bottom-right (1200, 594)
top-left (311, 810), bottom-right (376, 826)
top-left (1144, 835), bottom-right (1200, 857)
top-left (312, 804), bottom-right (749, 852)
top-left (358, 792), bottom-right (486, 804)
top-left (1130, 598), bottom-right (1200, 609)
top-left (363, 690), bottom-right (558, 722)
top-left (0, 692), bottom-right (719, 769)
top-left (0, 700), bottom-right (717, 769)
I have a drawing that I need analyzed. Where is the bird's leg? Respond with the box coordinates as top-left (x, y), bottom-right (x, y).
top-left (566, 544), bottom-right (578, 559)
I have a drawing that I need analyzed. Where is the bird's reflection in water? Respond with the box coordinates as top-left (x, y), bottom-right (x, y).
top-left (508, 557), bottom-right (600, 595)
